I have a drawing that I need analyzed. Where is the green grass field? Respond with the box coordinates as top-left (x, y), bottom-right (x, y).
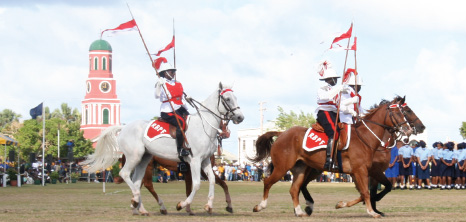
top-left (0, 180), bottom-right (463, 221)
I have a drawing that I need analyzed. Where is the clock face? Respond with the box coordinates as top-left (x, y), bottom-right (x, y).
top-left (86, 81), bottom-right (91, 93)
top-left (100, 81), bottom-right (111, 93)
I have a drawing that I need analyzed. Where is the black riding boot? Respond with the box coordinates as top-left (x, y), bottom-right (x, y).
top-left (176, 129), bottom-right (189, 157)
top-left (323, 138), bottom-right (334, 170)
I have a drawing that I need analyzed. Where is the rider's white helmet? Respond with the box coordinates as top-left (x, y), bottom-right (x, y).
top-left (317, 60), bottom-right (339, 80)
top-left (157, 62), bottom-right (176, 73)
top-left (345, 74), bottom-right (364, 86)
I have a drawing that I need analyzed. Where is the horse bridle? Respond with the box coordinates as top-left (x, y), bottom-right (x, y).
top-left (218, 89), bottom-right (241, 121)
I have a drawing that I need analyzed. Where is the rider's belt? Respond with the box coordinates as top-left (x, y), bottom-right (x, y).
top-left (163, 97), bottom-right (183, 105)
top-left (318, 102), bottom-right (337, 106)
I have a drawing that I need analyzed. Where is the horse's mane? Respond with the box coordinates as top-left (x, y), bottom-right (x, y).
top-left (363, 95), bottom-right (403, 119)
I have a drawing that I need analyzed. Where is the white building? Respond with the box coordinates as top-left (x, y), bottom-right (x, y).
top-left (237, 121), bottom-right (278, 165)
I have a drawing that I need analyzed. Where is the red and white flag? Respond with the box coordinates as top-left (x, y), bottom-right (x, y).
top-left (101, 19), bottom-right (138, 38)
top-left (329, 23), bottom-right (353, 50)
top-left (346, 36), bottom-right (357, 51)
top-left (154, 36), bottom-right (175, 56)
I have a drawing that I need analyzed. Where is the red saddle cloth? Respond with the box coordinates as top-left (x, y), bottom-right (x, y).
top-left (144, 120), bottom-right (172, 142)
top-left (302, 124), bottom-right (351, 152)
top-left (302, 128), bottom-right (329, 152)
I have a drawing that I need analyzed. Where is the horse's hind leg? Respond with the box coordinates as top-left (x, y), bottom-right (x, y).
top-left (301, 168), bottom-right (321, 216)
top-left (201, 167), bottom-right (233, 213)
top-left (201, 158), bottom-right (215, 214)
top-left (289, 162), bottom-right (309, 217)
top-left (143, 159), bottom-right (167, 215)
top-left (119, 145), bottom-right (146, 215)
top-left (131, 153), bottom-right (153, 216)
top-left (253, 163), bottom-right (290, 213)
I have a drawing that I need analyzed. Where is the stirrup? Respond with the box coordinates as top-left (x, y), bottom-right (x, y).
top-left (179, 148), bottom-right (189, 157)
top-left (177, 162), bottom-right (188, 172)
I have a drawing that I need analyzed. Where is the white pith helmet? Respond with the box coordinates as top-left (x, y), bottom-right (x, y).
top-left (345, 74), bottom-right (364, 85)
top-left (157, 62), bottom-right (176, 73)
top-left (317, 60), bottom-right (339, 80)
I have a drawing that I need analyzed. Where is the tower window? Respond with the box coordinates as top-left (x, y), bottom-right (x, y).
top-left (102, 57), bottom-right (107, 70)
top-left (109, 57), bottom-right (112, 71)
top-left (94, 57), bottom-right (98, 70)
top-left (103, 109), bottom-right (109, 124)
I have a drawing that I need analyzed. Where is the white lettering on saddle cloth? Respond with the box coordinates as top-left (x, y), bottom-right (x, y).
top-left (150, 122), bottom-right (167, 134)
top-left (302, 126), bottom-right (351, 152)
top-left (144, 120), bottom-right (172, 142)
top-left (308, 132), bottom-right (326, 146)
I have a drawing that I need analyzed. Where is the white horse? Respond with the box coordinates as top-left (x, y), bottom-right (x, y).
top-left (82, 82), bottom-right (244, 215)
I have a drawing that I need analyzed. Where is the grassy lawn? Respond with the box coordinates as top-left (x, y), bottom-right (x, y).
top-left (0, 180), bottom-right (463, 221)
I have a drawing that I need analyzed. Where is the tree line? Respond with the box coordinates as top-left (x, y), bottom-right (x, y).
top-left (0, 103), bottom-right (93, 162)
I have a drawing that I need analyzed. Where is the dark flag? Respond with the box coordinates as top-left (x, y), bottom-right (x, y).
top-left (30, 103), bottom-right (43, 119)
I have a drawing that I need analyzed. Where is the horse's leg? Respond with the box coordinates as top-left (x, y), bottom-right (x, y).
top-left (369, 171), bottom-right (392, 217)
top-left (200, 158), bottom-right (215, 214)
top-left (253, 163), bottom-right (290, 213)
top-left (176, 158), bottom-right (201, 214)
top-left (353, 168), bottom-right (381, 218)
top-left (301, 168), bottom-right (321, 216)
top-left (119, 145), bottom-right (146, 215)
top-left (201, 167), bottom-right (233, 213)
top-left (183, 166), bottom-right (195, 215)
top-left (289, 162), bottom-right (309, 217)
top-left (142, 159), bottom-right (167, 215)
top-left (130, 153), bottom-right (153, 216)
top-left (336, 174), bottom-right (364, 209)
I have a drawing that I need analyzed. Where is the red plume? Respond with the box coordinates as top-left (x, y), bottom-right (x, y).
top-left (343, 68), bottom-right (357, 83)
top-left (153, 57), bottom-right (167, 70)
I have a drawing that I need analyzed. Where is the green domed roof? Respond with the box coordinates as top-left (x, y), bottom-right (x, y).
top-left (89, 39), bottom-right (112, 51)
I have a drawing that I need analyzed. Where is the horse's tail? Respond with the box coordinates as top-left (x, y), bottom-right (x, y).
top-left (80, 125), bottom-right (124, 173)
top-left (247, 131), bottom-right (282, 163)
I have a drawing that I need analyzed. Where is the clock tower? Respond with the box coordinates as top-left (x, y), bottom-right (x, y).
top-left (81, 39), bottom-right (121, 141)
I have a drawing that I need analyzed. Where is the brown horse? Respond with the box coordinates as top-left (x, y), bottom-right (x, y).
top-left (120, 155), bottom-right (233, 215)
top-left (250, 96), bottom-right (419, 218)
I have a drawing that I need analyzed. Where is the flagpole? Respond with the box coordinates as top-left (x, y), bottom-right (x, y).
top-left (126, 4), bottom-right (191, 151)
top-left (173, 18), bottom-right (176, 69)
top-left (329, 23), bottom-right (353, 169)
top-left (42, 102), bottom-right (45, 186)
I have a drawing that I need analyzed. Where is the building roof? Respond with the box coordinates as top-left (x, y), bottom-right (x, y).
top-left (89, 39), bottom-right (112, 51)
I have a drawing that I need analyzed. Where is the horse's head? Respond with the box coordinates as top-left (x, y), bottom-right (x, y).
top-left (218, 82), bottom-right (244, 124)
top-left (386, 96), bottom-right (414, 137)
top-left (396, 96), bottom-right (426, 135)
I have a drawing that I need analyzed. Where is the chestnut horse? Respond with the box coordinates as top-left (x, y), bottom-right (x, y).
top-left (250, 96), bottom-right (417, 218)
top-left (120, 155), bottom-right (233, 215)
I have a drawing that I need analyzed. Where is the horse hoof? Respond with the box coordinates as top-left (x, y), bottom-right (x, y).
top-left (226, 207), bottom-right (233, 213)
top-left (141, 212), bottom-right (149, 216)
top-left (335, 201), bottom-right (346, 209)
top-left (304, 206), bottom-right (313, 216)
top-left (372, 213), bottom-right (382, 218)
top-left (160, 209), bottom-right (167, 215)
top-left (176, 202), bottom-right (183, 211)
top-left (204, 205), bottom-right (213, 214)
top-left (253, 205), bottom-right (260, 212)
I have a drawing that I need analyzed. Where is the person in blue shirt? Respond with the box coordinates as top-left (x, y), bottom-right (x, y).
top-left (385, 140), bottom-right (401, 189)
top-left (409, 140), bottom-right (419, 190)
top-left (440, 142), bottom-right (455, 190)
top-left (453, 142), bottom-right (465, 189)
top-left (457, 142), bottom-right (466, 189)
top-left (430, 142), bottom-right (442, 189)
top-left (415, 140), bottom-right (432, 189)
top-left (398, 140), bottom-right (414, 190)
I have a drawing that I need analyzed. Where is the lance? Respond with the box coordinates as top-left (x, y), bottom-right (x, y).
top-left (173, 18), bottom-right (177, 81)
top-left (126, 4), bottom-right (191, 151)
top-left (329, 23), bottom-right (353, 168)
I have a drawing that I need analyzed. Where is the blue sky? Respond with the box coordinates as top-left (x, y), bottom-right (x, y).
top-left (1, 0), bottom-right (466, 155)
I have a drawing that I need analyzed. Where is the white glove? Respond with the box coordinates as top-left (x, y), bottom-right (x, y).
top-left (157, 77), bottom-right (165, 85)
top-left (342, 107), bottom-right (358, 117)
top-left (341, 96), bottom-right (359, 106)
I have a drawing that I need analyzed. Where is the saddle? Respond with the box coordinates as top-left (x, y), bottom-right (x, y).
top-left (157, 117), bottom-right (189, 139)
top-left (311, 122), bottom-right (349, 151)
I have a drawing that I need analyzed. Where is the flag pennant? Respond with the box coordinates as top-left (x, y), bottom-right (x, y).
top-left (346, 37), bottom-right (357, 51)
top-left (155, 36), bottom-right (175, 56)
top-left (30, 103), bottom-right (43, 119)
top-left (329, 23), bottom-right (353, 49)
top-left (101, 19), bottom-right (138, 38)
top-left (153, 57), bottom-right (168, 70)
